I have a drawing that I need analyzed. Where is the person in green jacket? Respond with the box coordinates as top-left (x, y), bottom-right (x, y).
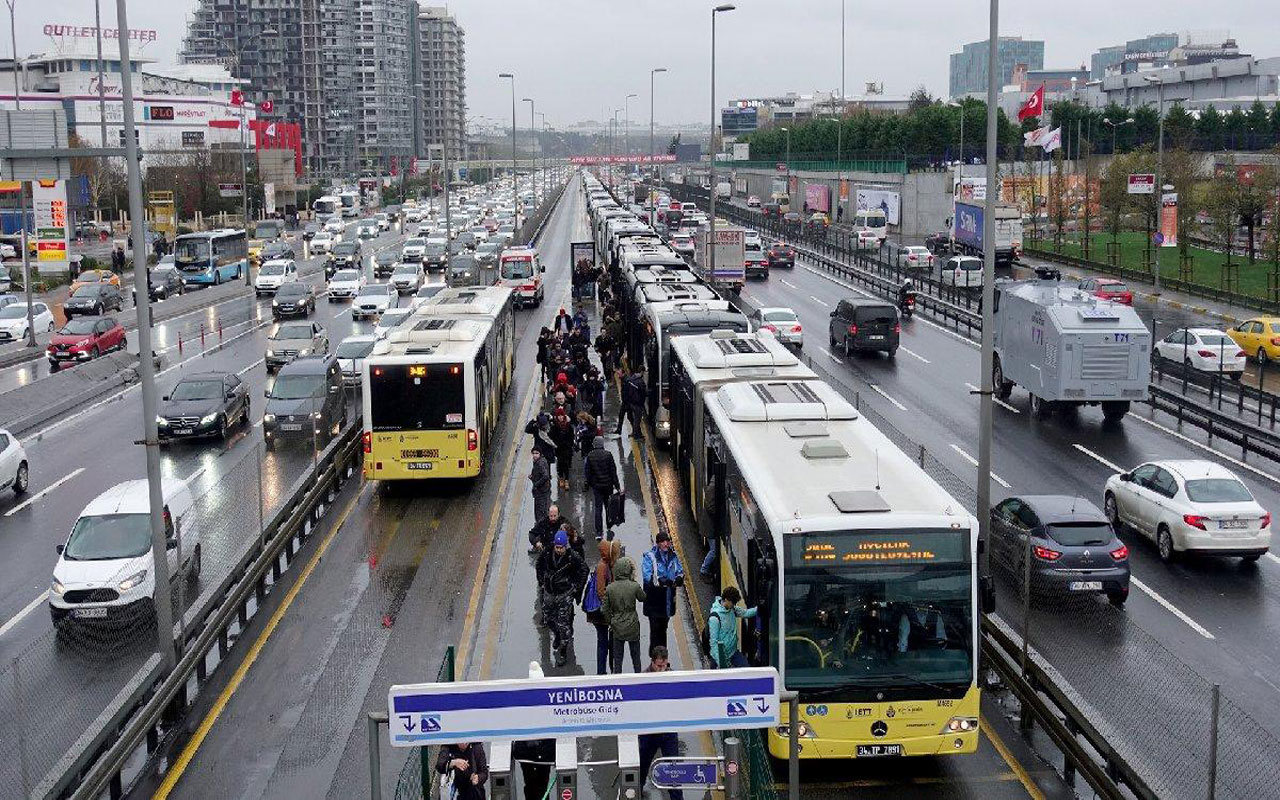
top-left (602, 556), bottom-right (646, 673)
top-left (708, 586), bottom-right (757, 669)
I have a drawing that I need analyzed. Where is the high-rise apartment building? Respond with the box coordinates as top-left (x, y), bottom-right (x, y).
top-left (949, 37), bottom-right (1045, 98)
top-left (413, 6), bottom-right (467, 165)
top-left (355, 0), bottom-right (414, 171)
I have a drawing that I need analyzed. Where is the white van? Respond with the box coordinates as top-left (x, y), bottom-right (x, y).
top-left (942, 255), bottom-right (984, 290)
top-left (49, 478), bottom-right (201, 627)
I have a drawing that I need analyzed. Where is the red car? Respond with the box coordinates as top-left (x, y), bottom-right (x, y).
top-left (1078, 277), bottom-right (1133, 305)
top-left (47, 315), bottom-right (126, 369)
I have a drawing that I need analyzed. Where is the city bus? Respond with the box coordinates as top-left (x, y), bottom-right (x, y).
top-left (172, 229), bottom-right (248, 285)
top-left (701, 378), bottom-right (985, 761)
top-left (313, 195), bottom-right (340, 217)
top-left (362, 286), bottom-right (514, 480)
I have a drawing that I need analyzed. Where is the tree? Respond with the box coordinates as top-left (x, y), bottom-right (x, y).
top-left (1133, 105), bottom-right (1159, 149)
top-left (1196, 105), bottom-right (1224, 150)
top-left (1162, 148), bottom-right (1202, 259)
top-left (1232, 160), bottom-right (1278, 262)
top-left (1246, 100), bottom-right (1272, 147)
top-left (1163, 103), bottom-right (1195, 149)
top-left (907, 86), bottom-right (935, 114)
top-left (1199, 173), bottom-right (1240, 269)
top-left (1223, 107), bottom-right (1249, 150)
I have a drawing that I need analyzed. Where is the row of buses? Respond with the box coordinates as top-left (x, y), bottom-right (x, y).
top-left (585, 173), bottom-right (987, 762)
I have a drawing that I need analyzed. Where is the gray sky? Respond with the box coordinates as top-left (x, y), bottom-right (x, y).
top-left (19, 0), bottom-right (1279, 126)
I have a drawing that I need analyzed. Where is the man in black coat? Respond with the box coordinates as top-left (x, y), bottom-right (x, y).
top-left (528, 504), bottom-right (568, 553)
top-left (582, 436), bottom-right (620, 540)
top-left (616, 370), bottom-right (646, 439)
top-left (536, 530), bottom-right (588, 665)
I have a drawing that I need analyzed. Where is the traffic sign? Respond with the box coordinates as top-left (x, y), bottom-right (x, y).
top-left (387, 668), bottom-right (780, 747)
top-left (651, 758), bottom-right (720, 790)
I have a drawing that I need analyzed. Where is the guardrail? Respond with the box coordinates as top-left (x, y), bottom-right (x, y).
top-left (1152, 354), bottom-right (1280, 427)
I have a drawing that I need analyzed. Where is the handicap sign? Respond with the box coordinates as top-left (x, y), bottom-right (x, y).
top-left (651, 758), bottom-right (721, 790)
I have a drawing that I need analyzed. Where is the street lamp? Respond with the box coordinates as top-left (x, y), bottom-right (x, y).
top-left (498, 73), bottom-right (518, 229)
top-left (650, 67), bottom-right (668, 222)
top-left (612, 108), bottom-right (623, 185)
top-left (1102, 115), bottom-right (1134, 155)
top-left (1144, 73), bottom-right (1166, 293)
top-left (709, 3), bottom-right (735, 288)
top-left (522, 98), bottom-right (536, 203)
top-left (947, 100), bottom-right (966, 168)
top-left (624, 92), bottom-right (637, 172)
top-left (780, 126), bottom-right (791, 185)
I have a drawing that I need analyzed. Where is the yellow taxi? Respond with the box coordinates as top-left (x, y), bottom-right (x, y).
top-left (69, 269), bottom-right (123, 294)
top-left (1227, 317), bottom-right (1280, 365)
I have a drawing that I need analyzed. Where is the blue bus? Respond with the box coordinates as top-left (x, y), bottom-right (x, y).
top-left (173, 229), bottom-right (248, 286)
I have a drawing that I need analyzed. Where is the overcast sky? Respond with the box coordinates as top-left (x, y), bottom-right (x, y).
top-left (21, 0), bottom-right (1280, 126)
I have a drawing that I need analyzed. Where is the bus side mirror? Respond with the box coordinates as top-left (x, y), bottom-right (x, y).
top-left (980, 575), bottom-right (996, 614)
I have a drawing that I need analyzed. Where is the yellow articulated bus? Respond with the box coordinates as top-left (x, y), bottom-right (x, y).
top-left (362, 287), bottom-right (514, 480)
top-left (701, 378), bottom-right (986, 761)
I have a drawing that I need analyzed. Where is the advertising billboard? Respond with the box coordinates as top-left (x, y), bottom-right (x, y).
top-left (805, 183), bottom-right (830, 213)
top-left (855, 188), bottom-right (900, 225)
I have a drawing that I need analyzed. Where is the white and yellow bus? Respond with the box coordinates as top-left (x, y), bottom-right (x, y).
top-left (362, 286), bottom-right (514, 480)
top-left (701, 378), bottom-right (985, 760)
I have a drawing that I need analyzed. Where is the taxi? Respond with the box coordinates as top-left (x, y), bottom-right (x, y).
top-left (1227, 317), bottom-right (1280, 366)
top-left (69, 269), bottom-right (123, 295)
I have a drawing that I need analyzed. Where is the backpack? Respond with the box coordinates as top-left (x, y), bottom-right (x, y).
top-left (582, 571), bottom-right (602, 614)
top-left (699, 614), bottom-right (715, 659)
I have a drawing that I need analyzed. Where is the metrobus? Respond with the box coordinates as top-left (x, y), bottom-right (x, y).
top-left (852, 208), bottom-right (888, 245)
top-left (313, 195), bottom-right (340, 217)
top-left (362, 286), bottom-right (514, 480)
top-left (172, 229), bottom-right (248, 285)
top-left (702, 378), bottom-right (983, 760)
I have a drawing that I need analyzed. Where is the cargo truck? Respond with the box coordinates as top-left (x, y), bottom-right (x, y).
top-left (951, 201), bottom-right (1022, 266)
top-left (991, 279), bottom-right (1151, 421)
top-left (693, 224), bottom-right (746, 294)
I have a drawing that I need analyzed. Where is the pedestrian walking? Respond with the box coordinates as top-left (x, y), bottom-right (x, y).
top-left (111, 245), bottom-right (126, 275)
top-left (638, 647), bottom-right (685, 800)
top-left (549, 411), bottom-right (576, 491)
top-left (616, 370), bottom-right (646, 439)
top-left (435, 741), bottom-right (489, 800)
top-left (554, 307), bottom-right (573, 335)
top-left (536, 530), bottom-right (588, 666)
top-left (583, 436), bottom-right (621, 540)
top-left (528, 446), bottom-right (552, 526)
top-left (584, 539), bottom-right (621, 674)
top-left (641, 532), bottom-right (684, 651)
top-left (603, 555), bottom-right (645, 673)
top-left (536, 327), bottom-right (553, 381)
top-left (580, 368), bottom-right (605, 421)
top-left (527, 504), bottom-right (568, 553)
top-left (707, 586), bottom-right (757, 669)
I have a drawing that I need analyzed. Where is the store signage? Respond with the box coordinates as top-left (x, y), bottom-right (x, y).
top-left (43, 23), bottom-right (157, 43)
top-left (1127, 174), bottom-right (1156, 194)
top-left (32, 180), bottom-right (69, 266)
top-left (182, 130), bottom-right (204, 147)
top-left (146, 105), bottom-right (175, 121)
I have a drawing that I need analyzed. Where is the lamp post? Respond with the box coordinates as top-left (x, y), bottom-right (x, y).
top-left (522, 97), bottom-right (536, 203)
top-left (1102, 115), bottom-right (1133, 155)
top-left (709, 3), bottom-right (736, 286)
top-left (650, 67), bottom-right (667, 184)
top-left (1144, 74), bottom-right (1165, 293)
top-left (780, 126), bottom-right (791, 185)
top-left (612, 108), bottom-right (623, 186)
top-left (976, 0), bottom-right (1000, 590)
top-left (948, 100), bottom-right (966, 168)
top-left (6, 0), bottom-right (35, 347)
top-left (498, 73), bottom-right (518, 229)
top-left (624, 92), bottom-right (637, 174)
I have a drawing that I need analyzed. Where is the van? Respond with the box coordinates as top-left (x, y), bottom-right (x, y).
top-left (942, 255), bottom-right (984, 290)
top-left (498, 246), bottom-right (545, 308)
top-left (262, 355), bottom-right (347, 450)
top-left (50, 478), bottom-right (200, 627)
top-left (828, 297), bottom-right (900, 358)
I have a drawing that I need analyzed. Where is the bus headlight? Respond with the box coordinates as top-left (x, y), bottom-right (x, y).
top-left (942, 717), bottom-right (978, 734)
top-left (775, 722), bottom-right (813, 738)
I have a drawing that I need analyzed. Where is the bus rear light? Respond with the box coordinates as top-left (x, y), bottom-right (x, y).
top-left (467, 429), bottom-right (478, 451)
top-left (362, 431), bottom-right (371, 453)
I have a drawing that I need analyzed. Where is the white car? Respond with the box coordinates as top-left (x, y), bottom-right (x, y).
top-left (0, 302), bottom-right (54, 342)
top-left (1105, 460), bottom-right (1271, 563)
top-left (746, 195), bottom-right (761, 208)
top-left (374, 213), bottom-right (391, 231)
top-left (390, 263), bottom-right (425, 295)
top-left (401, 237), bottom-right (428, 263)
top-left (0, 428), bottom-right (29, 496)
top-left (743, 229), bottom-right (762, 248)
top-left (750, 307), bottom-right (803, 350)
top-left (357, 222), bottom-right (379, 240)
top-left (254, 259), bottom-right (298, 294)
top-left (323, 216), bottom-right (344, 234)
top-left (1155, 327), bottom-right (1247, 378)
top-left (352, 282), bottom-right (396, 320)
top-left (404, 209), bottom-right (423, 224)
top-left (374, 307), bottom-right (414, 339)
top-left (855, 229), bottom-right (879, 251)
top-left (311, 231), bottom-right (336, 254)
top-left (335, 334), bottom-right (377, 386)
top-left (941, 255), bottom-right (983, 289)
top-left (326, 268), bottom-right (365, 301)
top-left (900, 245), bottom-right (935, 273)
top-left (410, 282), bottom-right (447, 310)
top-left (50, 478), bottom-right (201, 627)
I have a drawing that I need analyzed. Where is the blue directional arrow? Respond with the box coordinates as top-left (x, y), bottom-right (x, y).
top-left (755, 697), bottom-right (771, 714)
top-left (400, 715), bottom-right (416, 732)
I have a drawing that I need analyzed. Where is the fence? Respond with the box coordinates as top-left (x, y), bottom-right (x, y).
top-left (392, 647), bottom-right (456, 800)
top-left (713, 156), bottom-right (907, 175)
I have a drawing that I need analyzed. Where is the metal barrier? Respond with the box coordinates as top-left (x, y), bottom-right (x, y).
top-left (1152, 354), bottom-right (1280, 427)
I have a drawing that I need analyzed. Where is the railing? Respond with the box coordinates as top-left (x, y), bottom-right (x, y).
top-left (713, 157), bottom-right (907, 174)
top-left (1152, 354), bottom-right (1280, 428)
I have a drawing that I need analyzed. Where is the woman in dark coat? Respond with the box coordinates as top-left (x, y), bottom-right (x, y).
top-left (436, 741), bottom-right (489, 800)
top-left (549, 410), bottom-right (576, 490)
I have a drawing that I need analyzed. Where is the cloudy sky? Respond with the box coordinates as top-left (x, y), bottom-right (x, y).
top-left (22, 0), bottom-right (1279, 126)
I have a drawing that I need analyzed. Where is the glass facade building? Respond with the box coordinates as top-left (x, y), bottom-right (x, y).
top-left (949, 37), bottom-right (1044, 98)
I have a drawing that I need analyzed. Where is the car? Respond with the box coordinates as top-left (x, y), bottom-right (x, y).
top-left (323, 216), bottom-right (344, 235)
top-left (410, 282), bottom-right (447, 310)
top-left (271, 282), bottom-right (317, 319)
top-left (335, 334), bottom-right (377, 386)
top-left (0, 241), bottom-right (15, 260)
top-left (765, 241), bottom-right (795, 269)
top-left (899, 245), bottom-right (935, 273)
top-left (63, 283), bottom-right (125, 316)
top-left (328, 241), bottom-right (364, 278)
top-left (311, 231), bottom-right (336, 254)
top-left (828, 297), bottom-right (899, 358)
top-left (357, 222), bottom-right (379, 240)
top-left (854, 229), bottom-right (880, 251)
top-left (1154, 327), bottom-right (1246, 378)
top-left (941, 255), bottom-right (983, 289)
top-left (352, 282), bottom-right (397, 320)
top-left (668, 233), bottom-right (696, 258)
top-left (390, 263), bottom-right (425, 295)
top-left (0, 302), bottom-right (53, 342)
top-left (147, 265), bottom-right (185, 301)
top-left (255, 259), bottom-right (299, 295)
top-left (749, 306), bottom-right (803, 349)
top-left (1226, 317), bottom-right (1280, 366)
top-left (326, 268), bottom-right (365, 301)
top-left (302, 222), bottom-right (322, 241)
top-left (805, 213), bottom-right (830, 237)
top-left (0, 428), bottom-right (28, 496)
top-left (744, 251), bottom-right (769, 279)
top-left (374, 213), bottom-right (391, 231)
top-left (259, 241), bottom-right (297, 263)
top-left (404, 208), bottom-right (423, 224)
top-left (448, 253), bottom-right (480, 286)
top-left (47, 316), bottom-right (126, 368)
top-left (1078, 277), bottom-right (1133, 305)
top-left (265, 320), bottom-right (328, 372)
top-left (761, 201), bottom-right (781, 219)
top-left (69, 269), bottom-right (122, 295)
top-left (49, 478), bottom-right (201, 627)
top-left (782, 211), bottom-right (804, 233)
top-left (157, 372), bottom-right (251, 442)
top-left (455, 231), bottom-right (478, 251)
top-left (373, 249), bottom-right (399, 280)
top-left (990, 495), bottom-right (1130, 606)
top-left (74, 220), bottom-right (110, 238)
top-left (374, 307), bottom-right (414, 339)
top-left (262, 355), bottom-right (347, 450)
top-left (401, 237), bottom-right (428, 263)
top-left (1104, 460), bottom-right (1271, 563)
top-left (743, 229), bottom-right (762, 248)
top-left (924, 231), bottom-right (952, 254)
top-left (474, 241), bottom-right (503, 269)
top-left (746, 195), bottom-right (761, 208)
top-left (0, 294), bottom-right (18, 311)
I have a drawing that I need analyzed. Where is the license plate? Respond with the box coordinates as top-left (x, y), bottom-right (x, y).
top-left (71, 607), bottom-right (108, 619)
top-left (281, 423), bottom-right (303, 431)
top-left (867, 334), bottom-right (885, 340)
top-left (1220, 519), bottom-right (1249, 530)
top-left (173, 428), bottom-right (194, 436)
top-left (1069, 581), bottom-right (1103, 591)
top-left (406, 462), bottom-right (434, 471)
top-left (856, 744), bottom-right (902, 758)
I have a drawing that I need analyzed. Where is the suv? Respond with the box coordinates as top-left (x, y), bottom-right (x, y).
top-left (265, 320), bottom-right (328, 372)
top-left (262, 356), bottom-right (347, 451)
top-left (828, 297), bottom-right (899, 359)
top-left (327, 241), bottom-right (363, 279)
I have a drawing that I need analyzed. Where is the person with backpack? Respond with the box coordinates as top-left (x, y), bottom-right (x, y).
top-left (584, 539), bottom-right (622, 674)
top-left (602, 555), bottom-right (645, 673)
top-left (706, 586), bottom-right (757, 669)
top-left (435, 741), bottom-right (489, 800)
top-left (583, 435), bottom-right (621, 540)
top-left (641, 532), bottom-right (684, 650)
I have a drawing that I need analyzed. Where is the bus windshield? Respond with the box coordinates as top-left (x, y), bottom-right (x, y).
top-left (369, 363), bottom-right (465, 431)
top-left (174, 238), bottom-right (211, 266)
top-left (779, 529), bottom-right (973, 700)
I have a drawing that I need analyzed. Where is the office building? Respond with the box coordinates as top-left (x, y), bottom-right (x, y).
top-left (1090, 33), bottom-right (1179, 79)
top-left (720, 88), bottom-right (909, 141)
top-left (949, 36), bottom-right (1044, 98)
top-left (413, 6), bottom-right (467, 163)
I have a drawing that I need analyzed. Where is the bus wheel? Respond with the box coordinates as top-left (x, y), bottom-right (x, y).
top-left (213, 271), bottom-right (222, 286)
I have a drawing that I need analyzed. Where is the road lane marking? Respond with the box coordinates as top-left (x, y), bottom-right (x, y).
top-left (869, 384), bottom-right (907, 412)
top-left (964, 382), bottom-right (1020, 414)
top-left (899, 346), bottom-right (930, 363)
top-left (948, 444), bottom-right (1010, 488)
top-left (980, 713), bottom-right (1048, 800)
top-left (1130, 577), bottom-right (1215, 639)
top-left (236, 358), bottom-right (265, 376)
top-left (809, 295), bottom-right (830, 307)
top-left (1266, 553), bottom-right (1280, 566)
top-left (1071, 444), bottom-right (1125, 474)
top-left (0, 590), bottom-right (49, 638)
top-left (778, 278), bottom-right (798, 289)
top-left (4, 467), bottom-right (85, 516)
top-left (817, 347), bottom-right (843, 364)
top-left (1126, 413), bottom-right (1280, 486)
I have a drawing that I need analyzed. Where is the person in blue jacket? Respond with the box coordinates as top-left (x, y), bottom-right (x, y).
top-left (708, 586), bottom-right (757, 669)
top-left (641, 532), bottom-right (684, 651)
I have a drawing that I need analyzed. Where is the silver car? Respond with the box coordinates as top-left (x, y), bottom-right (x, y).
top-left (265, 320), bottom-right (329, 373)
top-left (335, 334), bottom-right (377, 386)
top-left (750, 306), bottom-right (804, 349)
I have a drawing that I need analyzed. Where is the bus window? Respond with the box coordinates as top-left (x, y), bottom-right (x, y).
top-left (370, 364), bottom-right (465, 431)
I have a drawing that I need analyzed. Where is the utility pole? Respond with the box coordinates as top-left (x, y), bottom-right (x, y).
top-left (976, 0), bottom-right (999, 582)
top-left (499, 73), bottom-right (518, 229)
top-left (710, 4), bottom-right (736, 287)
top-left (1146, 74), bottom-right (1165, 294)
top-left (650, 67), bottom-right (667, 184)
top-left (6, 0), bottom-right (34, 348)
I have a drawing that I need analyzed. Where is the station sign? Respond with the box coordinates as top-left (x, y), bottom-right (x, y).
top-left (651, 758), bottom-right (721, 790)
top-left (387, 667), bottom-right (779, 747)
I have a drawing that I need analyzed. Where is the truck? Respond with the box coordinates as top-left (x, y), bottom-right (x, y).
top-left (991, 278), bottom-right (1151, 421)
top-left (693, 224), bottom-right (746, 294)
top-left (951, 200), bottom-right (1022, 266)
top-left (715, 181), bottom-right (732, 200)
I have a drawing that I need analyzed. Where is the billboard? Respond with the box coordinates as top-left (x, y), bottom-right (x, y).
top-left (731, 143), bottom-right (750, 161)
top-left (569, 154), bottom-right (678, 165)
top-left (1127, 174), bottom-right (1155, 194)
top-left (855, 188), bottom-right (900, 225)
top-left (805, 183), bottom-right (830, 213)
top-left (31, 179), bottom-right (68, 268)
top-left (1160, 192), bottom-right (1178, 248)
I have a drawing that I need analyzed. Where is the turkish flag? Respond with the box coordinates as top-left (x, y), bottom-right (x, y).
top-left (230, 89), bottom-right (244, 106)
top-left (1017, 85), bottom-right (1044, 121)
top-left (259, 99), bottom-right (274, 114)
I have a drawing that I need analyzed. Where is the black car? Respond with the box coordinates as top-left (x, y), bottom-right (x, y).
top-left (423, 241), bottom-right (448, 271)
top-left (373, 249), bottom-right (398, 280)
top-left (448, 253), bottom-right (480, 286)
top-left (782, 211), bottom-right (804, 233)
top-left (326, 241), bottom-right (362, 279)
top-left (64, 283), bottom-right (125, 317)
top-left (924, 231), bottom-right (953, 255)
top-left (157, 371), bottom-right (251, 442)
top-left (272, 282), bottom-right (317, 318)
top-left (828, 297), bottom-right (899, 358)
top-left (302, 222), bottom-right (322, 241)
top-left (262, 356), bottom-right (347, 451)
top-left (384, 204), bottom-right (401, 223)
top-left (260, 241), bottom-right (297, 262)
top-left (147, 265), bottom-right (185, 301)
top-left (765, 241), bottom-right (795, 268)
top-left (990, 495), bottom-right (1130, 606)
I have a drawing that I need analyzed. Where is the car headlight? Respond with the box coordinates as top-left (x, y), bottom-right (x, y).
top-left (272, 299), bottom-right (279, 306)
top-left (312, 411), bottom-right (323, 420)
top-left (200, 413), bottom-right (218, 426)
top-left (117, 570), bottom-right (147, 592)
top-left (156, 416), bottom-right (169, 426)
top-left (297, 348), bottom-right (310, 356)
top-left (50, 579), bottom-right (66, 596)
